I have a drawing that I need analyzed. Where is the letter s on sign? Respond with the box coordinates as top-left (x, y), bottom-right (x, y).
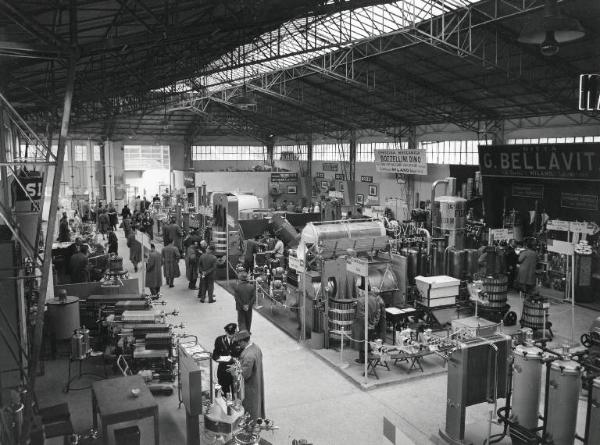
top-left (483, 153), bottom-right (493, 169)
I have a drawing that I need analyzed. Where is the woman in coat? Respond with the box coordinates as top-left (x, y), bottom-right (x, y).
top-left (185, 241), bottom-right (199, 289)
top-left (145, 244), bottom-right (162, 295)
top-left (127, 227), bottom-right (142, 272)
top-left (517, 238), bottom-right (538, 294)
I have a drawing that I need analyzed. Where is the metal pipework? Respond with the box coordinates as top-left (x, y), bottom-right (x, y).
top-left (431, 179), bottom-right (449, 231)
top-left (417, 227), bottom-right (432, 257)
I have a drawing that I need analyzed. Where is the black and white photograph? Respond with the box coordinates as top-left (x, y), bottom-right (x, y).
top-left (3, 2), bottom-right (598, 444)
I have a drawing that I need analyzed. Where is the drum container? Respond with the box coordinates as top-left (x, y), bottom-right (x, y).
top-left (546, 360), bottom-right (582, 445)
top-left (483, 275), bottom-right (508, 309)
top-left (79, 326), bottom-right (90, 353)
top-left (521, 299), bottom-right (549, 331)
top-left (431, 239), bottom-right (447, 276)
top-left (71, 330), bottom-right (86, 360)
top-left (465, 249), bottom-right (479, 278)
top-left (270, 214), bottom-right (300, 246)
top-left (511, 345), bottom-right (544, 430)
top-left (494, 245), bottom-right (507, 275)
top-left (588, 378), bottom-right (600, 445)
top-left (447, 248), bottom-right (466, 280)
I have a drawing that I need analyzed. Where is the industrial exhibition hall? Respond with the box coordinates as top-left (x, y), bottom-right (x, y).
top-left (1, 1), bottom-right (600, 445)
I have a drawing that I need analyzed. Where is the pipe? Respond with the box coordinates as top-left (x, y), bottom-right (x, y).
top-left (417, 227), bottom-right (431, 257)
top-left (430, 179), bottom-right (449, 231)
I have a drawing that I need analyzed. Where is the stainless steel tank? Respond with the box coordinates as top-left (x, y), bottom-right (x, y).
top-left (301, 220), bottom-right (385, 245)
top-left (546, 359), bottom-right (582, 445)
top-left (436, 196), bottom-right (467, 231)
top-left (270, 214), bottom-right (300, 246)
top-left (588, 378), bottom-right (600, 444)
top-left (401, 248), bottom-right (419, 285)
top-left (71, 330), bottom-right (86, 360)
top-left (511, 345), bottom-right (544, 430)
top-left (418, 248), bottom-right (429, 278)
top-left (447, 248), bottom-right (466, 280)
top-left (465, 249), bottom-right (479, 278)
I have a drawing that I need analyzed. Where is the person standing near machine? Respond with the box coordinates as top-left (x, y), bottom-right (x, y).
top-left (185, 241), bottom-right (200, 290)
top-left (146, 243), bottom-right (162, 296)
top-left (57, 212), bottom-right (71, 242)
top-left (198, 245), bottom-right (217, 303)
top-left (232, 331), bottom-right (265, 420)
top-left (127, 226), bottom-right (142, 273)
top-left (162, 240), bottom-right (181, 288)
top-left (233, 272), bottom-right (256, 333)
top-left (69, 244), bottom-right (89, 283)
top-left (517, 238), bottom-right (538, 294)
top-left (352, 291), bottom-right (381, 363)
top-left (97, 208), bottom-right (110, 240)
top-left (505, 239), bottom-right (519, 288)
top-left (107, 227), bottom-right (118, 255)
top-left (212, 323), bottom-right (237, 396)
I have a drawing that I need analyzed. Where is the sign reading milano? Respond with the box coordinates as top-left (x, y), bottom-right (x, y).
top-left (478, 144), bottom-right (600, 181)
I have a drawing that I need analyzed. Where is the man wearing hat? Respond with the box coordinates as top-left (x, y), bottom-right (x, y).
top-left (198, 245), bottom-right (217, 303)
top-left (233, 272), bottom-right (256, 333)
top-left (232, 330), bottom-right (265, 420)
top-left (213, 323), bottom-right (237, 396)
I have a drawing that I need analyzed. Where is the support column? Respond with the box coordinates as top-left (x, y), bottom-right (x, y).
top-left (0, 107), bottom-right (10, 207)
top-left (306, 137), bottom-right (313, 179)
top-left (407, 126), bottom-right (417, 211)
top-left (349, 130), bottom-right (356, 183)
top-left (266, 141), bottom-right (274, 167)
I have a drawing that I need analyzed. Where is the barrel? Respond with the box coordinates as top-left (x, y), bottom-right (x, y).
top-left (465, 249), bottom-right (479, 278)
top-left (546, 360), bottom-right (582, 445)
top-left (483, 274), bottom-right (508, 309)
top-left (328, 299), bottom-right (356, 339)
top-left (511, 345), bottom-right (544, 430)
top-left (520, 298), bottom-right (549, 330)
top-left (109, 255), bottom-right (123, 272)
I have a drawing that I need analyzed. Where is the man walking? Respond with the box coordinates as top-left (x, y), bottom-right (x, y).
top-left (198, 245), bottom-right (217, 303)
top-left (185, 241), bottom-right (200, 289)
top-left (233, 272), bottom-right (255, 333)
top-left (127, 227), bottom-right (142, 272)
top-left (232, 331), bottom-right (265, 420)
top-left (162, 240), bottom-right (181, 288)
top-left (146, 243), bottom-right (162, 296)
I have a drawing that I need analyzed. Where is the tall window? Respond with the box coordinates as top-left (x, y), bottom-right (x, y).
top-left (507, 136), bottom-right (600, 144)
top-left (191, 145), bottom-right (266, 161)
top-left (313, 143), bottom-right (350, 161)
top-left (274, 145), bottom-right (308, 161)
top-left (73, 145), bottom-right (87, 162)
top-left (124, 145), bottom-right (170, 170)
top-left (93, 145), bottom-right (101, 161)
top-left (421, 139), bottom-right (491, 165)
top-left (359, 141), bottom-right (408, 162)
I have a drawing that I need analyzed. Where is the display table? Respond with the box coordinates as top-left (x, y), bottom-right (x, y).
top-left (92, 375), bottom-right (159, 445)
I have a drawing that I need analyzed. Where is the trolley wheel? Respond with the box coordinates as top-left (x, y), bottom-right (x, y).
top-left (503, 311), bottom-right (518, 327)
top-left (581, 333), bottom-right (592, 348)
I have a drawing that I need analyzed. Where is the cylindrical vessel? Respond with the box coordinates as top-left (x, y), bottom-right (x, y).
top-left (494, 245), bottom-right (507, 275)
top-left (436, 196), bottom-right (467, 231)
top-left (447, 248), bottom-right (466, 280)
top-left (47, 296), bottom-right (80, 340)
top-left (511, 345), bottom-right (544, 430)
top-left (109, 255), bottom-right (123, 272)
top-left (546, 360), bottom-right (582, 445)
top-left (327, 299), bottom-right (356, 339)
top-left (466, 178), bottom-right (473, 200)
top-left (483, 274), bottom-right (508, 309)
top-left (79, 326), bottom-right (90, 353)
top-left (301, 220), bottom-right (385, 246)
top-left (270, 214), bottom-right (300, 246)
top-left (431, 239), bottom-right (446, 275)
top-left (71, 330), bottom-right (86, 360)
top-left (588, 378), bottom-right (600, 445)
top-left (418, 248), bottom-right (429, 279)
top-left (406, 248), bottom-right (419, 285)
top-left (465, 249), bottom-right (479, 278)
top-left (521, 298), bottom-right (549, 331)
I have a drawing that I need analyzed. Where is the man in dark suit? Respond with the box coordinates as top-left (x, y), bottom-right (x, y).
top-left (233, 272), bottom-right (256, 333)
top-left (212, 323), bottom-right (237, 396)
top-left (198, 245), bottom-right (217, 303)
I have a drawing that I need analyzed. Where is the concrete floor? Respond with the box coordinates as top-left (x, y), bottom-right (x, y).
top-left (36, 231), bottom-right (599, 445)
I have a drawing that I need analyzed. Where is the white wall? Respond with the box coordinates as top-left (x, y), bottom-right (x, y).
top-left (194, 171), bottom-right (271, 206)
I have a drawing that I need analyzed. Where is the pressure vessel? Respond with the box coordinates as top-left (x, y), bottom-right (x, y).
top-left (447, 248), bottom-right (466, 280)
top-left (431, 239), bottom-right (446, 275)
top-left (588, 378), bottom-right (600, 444)
top-left (71, 330), bottom-right (86, 361)
top-left (436, 196), bottom-right (467, 231)
top-left (511, 345), bottom-right (544, 430)
top-left (300, 220), bottom-right (385, 246)
top-left (270, 214), bottom-right (300, 246)
top-left (546, 359), bottom-right (582, 445)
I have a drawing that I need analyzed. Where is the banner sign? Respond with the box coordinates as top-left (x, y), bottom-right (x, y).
top-left (270, 172), bottom-right (298, 182)
top-left (489, 228), bottom-right (513, 242)
top-left (288, 256), bottom-right (305, 272)
top-left (560, 192), bottom-right (598, 211)
top-left (322, 163), bottom-right (339, 172)
top-left (14, 175), bottom-right (44, 201)
top-left (360, 176), bottom-right (373, 183)
top-left (334, 173), bottom-right (345, 180)
top-left (183, 171), bottom-right (195, 189)
top-left (547, 220), bottom-right (570, 232)
top-left (328, 190), bottom-right (344, 199)
top-left (374, 149), bottom-right (427, 175)
top-left (478, 144), bottom-right (600, 181)
top-left (511, 183), bottom-right (544, 199)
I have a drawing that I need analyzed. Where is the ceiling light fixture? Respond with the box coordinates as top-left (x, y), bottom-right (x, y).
top-left (517, 0), bottom-right (585, 56)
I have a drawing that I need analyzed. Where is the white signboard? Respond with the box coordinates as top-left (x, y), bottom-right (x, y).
top-left (288, 256), bottom-right (305, 273)
top-left (328, 190), bottom-right (344, 199)
top-left (346, 257), bottom-right (368, 276)
top-left (569, 221), bottom-right (595, 234)
top-left (374, 149), bottom-right (428, 175)
top-left (547, 239), bottom-right (574, 255)
top-left (489, 228), bottom-right (513, 242)
top-left (547, 220), bottom-right (570, 232)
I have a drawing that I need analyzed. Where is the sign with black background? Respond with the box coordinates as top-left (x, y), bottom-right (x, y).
top-left (479, 144), bottom-right (600, 181)
top-left (561, 193), bottom-right (598, 211)
top-left (315, 172), bottom-right (324, 178)
top-left (334, 173), bottom-right (345, 180)
top-left (360, 176), bottom-right (373, 183)
top-left (511, 183), bottom-right (544, 199)
top-left (183, 171), bottom-right (195, 188)
top-left (271, 172), bottom-right (298, 182)
top-left (322, 163), bottom-right (338, 172)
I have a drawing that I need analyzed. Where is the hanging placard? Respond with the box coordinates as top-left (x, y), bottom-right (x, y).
top-left (288, 256), bottom-right (305, 272)
top-left (346, 257), bottom-right (368, 276)
top-left (489, 228), bottom-right (513, 242)
top-left (511, 183), bottom-right (544, 199)
top-left (560, 192), bottom-right (598, 211)
top-left (322, 163), bottom-right (339, 172)
top-left (374, 149), bottom-right (427, 175)
top-left (270, 172), bottom-right (298, 182)
top-left (315, 172), bottom-right (325, 178)
top-left (334, 173), bottom-right (346, 180)
top-left (360, 176), bottom-right (373, 183)
top-left (547, 220), bottom-right (570, 232)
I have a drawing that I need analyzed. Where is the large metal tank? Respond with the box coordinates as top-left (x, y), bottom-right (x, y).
top-left (494, 245), bottom-right (507, 275)
top-left (436, 196), bottom-right (467, 231)
top-left (431, 239), bottom-right (447, 276)
top-left (270, 214), bottom-right (300, 246)
top-left (588, 378), bottom-right (600, 444)
top-left (401, 247), bottom-right (420, 285)
top-left (546, 359), bottom-right (582, 445)
top-left (300, 220), bottom-right (385, 246)
top-left (465, 249), bottom-right (479, 278)
top-left (47, 296), bottom-right (80, 340)
top-left (511, 345), bottom-right (544, 430)
top-left (447, 248), bottom-right (466, 280)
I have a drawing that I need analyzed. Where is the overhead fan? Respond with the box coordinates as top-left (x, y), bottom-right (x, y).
top-left (517, 0), bottom-right (585, 56)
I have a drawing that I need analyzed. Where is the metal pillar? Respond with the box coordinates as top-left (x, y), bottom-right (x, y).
top-left (349, 130), bottom-right (356, 183)
top-left (306, 138), bottom-right (313, 179)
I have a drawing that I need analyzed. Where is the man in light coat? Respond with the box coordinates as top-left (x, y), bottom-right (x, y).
top-left (232, 331), bottom-right (265, 420)
top-left (145, 243), bottom-right (162, 295)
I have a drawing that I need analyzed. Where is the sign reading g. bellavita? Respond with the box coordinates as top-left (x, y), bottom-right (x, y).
top-left (375, 149), bottom-right (427, 175)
